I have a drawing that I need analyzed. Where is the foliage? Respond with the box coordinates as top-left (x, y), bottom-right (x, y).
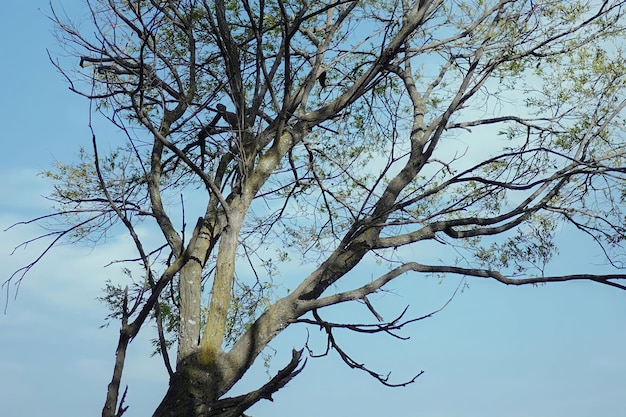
top-left (8, 1), bottom-right (626, 416)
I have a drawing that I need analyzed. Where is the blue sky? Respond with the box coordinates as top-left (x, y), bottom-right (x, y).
top-left (1, 2), bottom-right (626, 417)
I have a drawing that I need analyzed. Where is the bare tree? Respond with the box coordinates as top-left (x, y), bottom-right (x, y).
top-left (7, 0), bottom-right (626, 416)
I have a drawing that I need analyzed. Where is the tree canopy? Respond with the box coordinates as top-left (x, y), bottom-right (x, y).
top-left (8, 0), bottom-right (626, 416)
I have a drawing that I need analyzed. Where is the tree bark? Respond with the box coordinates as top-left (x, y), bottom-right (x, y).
top-left (153, 348), bottom-right (305, 417)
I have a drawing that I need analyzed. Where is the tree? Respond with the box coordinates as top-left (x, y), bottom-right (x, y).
top-left (7, 0), bottom-right (626, 416)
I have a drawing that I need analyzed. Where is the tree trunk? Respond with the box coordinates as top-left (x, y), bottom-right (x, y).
top-left (152, 353), bottom-right (223, 417)
top-left (153, 347), bottom-right (305, 417)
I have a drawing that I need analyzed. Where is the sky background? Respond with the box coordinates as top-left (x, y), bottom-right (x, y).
top-left (1, 2), bottom-right (626, 417)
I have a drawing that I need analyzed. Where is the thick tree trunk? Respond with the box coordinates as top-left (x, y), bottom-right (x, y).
top-left (152, 354), bottom-right (222, 417)
top-left (201, 210), bottom-right (245, 359)
top-left (152, 348), bottom-right (305, 417)
top-left (177, 262), bottom-right (203, 360)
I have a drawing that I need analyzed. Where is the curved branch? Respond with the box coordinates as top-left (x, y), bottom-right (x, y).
top-left (303, 310), bottom-right (423, 387)
top-left (210, 349), bottom-right (306, 417)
